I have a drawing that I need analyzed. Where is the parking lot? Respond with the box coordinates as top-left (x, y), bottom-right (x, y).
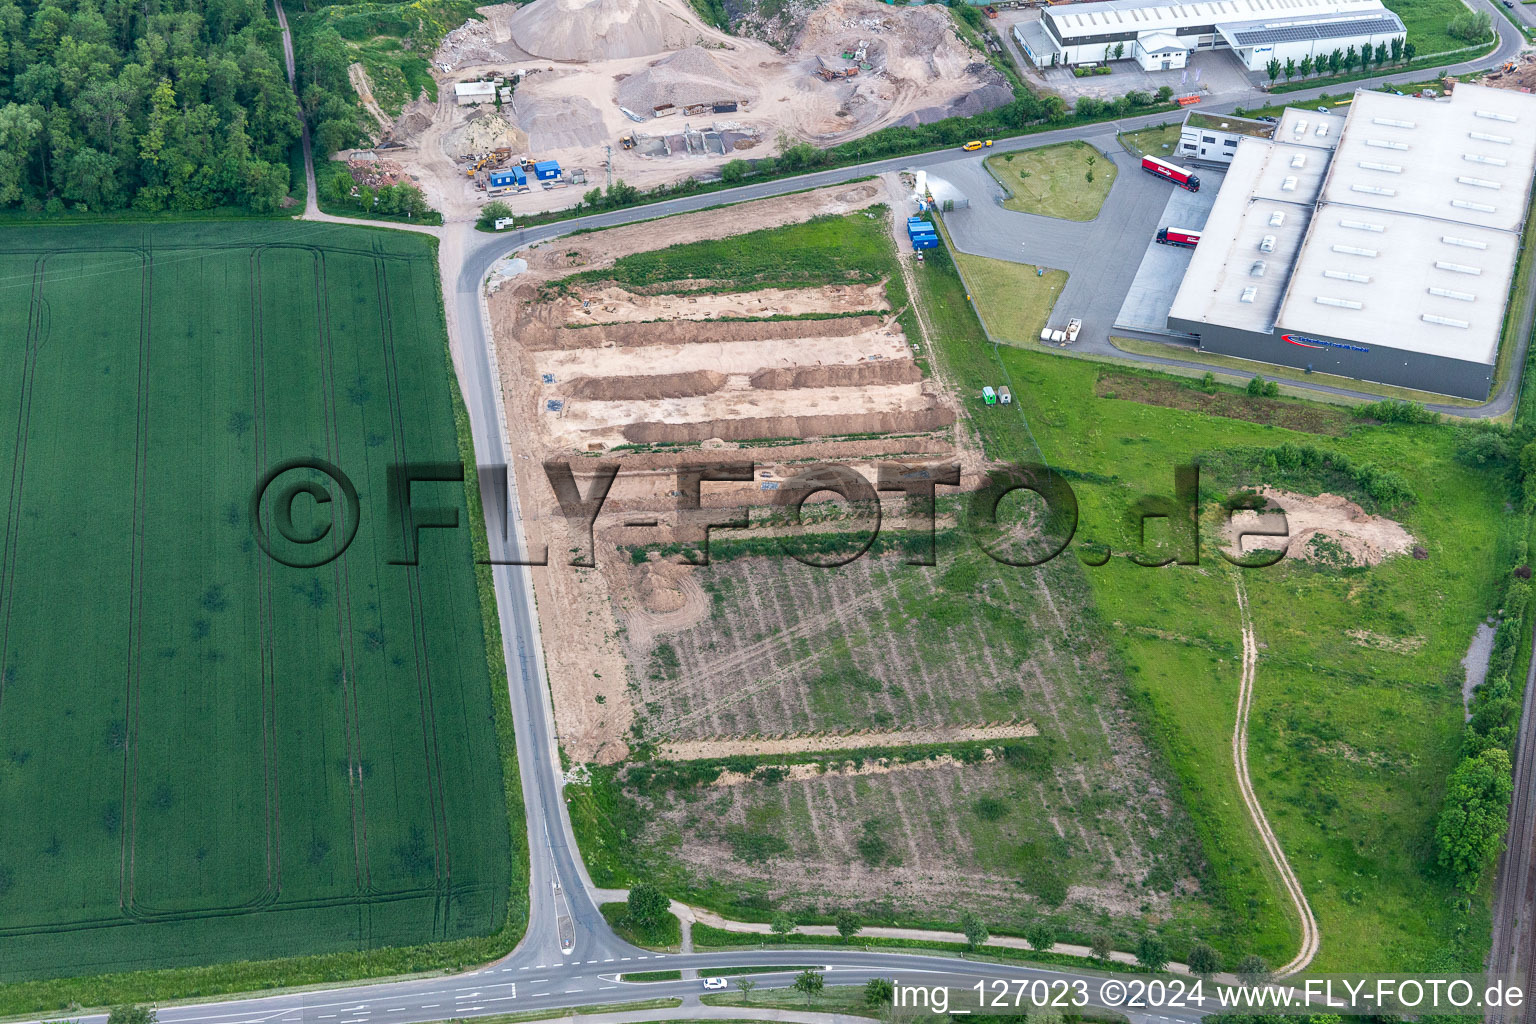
top-left (1114, 167), bottom-right (1225, 335)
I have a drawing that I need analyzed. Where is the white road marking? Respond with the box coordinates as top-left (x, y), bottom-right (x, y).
top-left (458, 1008), bottom-right (483, 1013)
top-left (486, 997), bottom-right (518, 1003)
top-left (598, 987), bottom-right (617, 991)
top-left (603, 959), bottom-right (614, 963)
top-left (531, 994), bottom-right (549, 999)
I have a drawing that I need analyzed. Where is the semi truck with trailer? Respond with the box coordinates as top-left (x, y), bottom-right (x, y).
top-left (1156, 227), bottom-right (1201, 247)
top-left (1141, 155), bottom-right (1200, 192)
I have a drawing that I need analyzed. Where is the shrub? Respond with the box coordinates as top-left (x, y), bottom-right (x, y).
top-left (477, 200), bottom-right (513, 229)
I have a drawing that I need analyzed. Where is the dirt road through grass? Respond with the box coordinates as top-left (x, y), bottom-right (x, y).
top-left (1234, 578), bottom-right (1320, 976)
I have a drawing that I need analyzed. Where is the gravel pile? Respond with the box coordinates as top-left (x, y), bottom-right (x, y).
top-left (508, 0), bottom-right (698, 61)
top-left (615, 46), bottom-right (755, 113)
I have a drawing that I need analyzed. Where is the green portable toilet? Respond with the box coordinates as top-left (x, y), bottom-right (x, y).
top-left (982, 386), bottom-right (997, 405)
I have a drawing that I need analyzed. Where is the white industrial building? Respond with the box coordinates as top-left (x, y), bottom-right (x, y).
top-left (1166, 84), bottom-right (1536, 400)
top-left (1013, 0), bottom-right (1404, 71)
top-left (454, 81), bottom-right (497, 106)
top-left (1180, 110), bottom-right (1277, 163)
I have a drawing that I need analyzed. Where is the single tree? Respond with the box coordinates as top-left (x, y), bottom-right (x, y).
top-left (1025, 920), bottom-right (1058, 952)
top-left (1328, 48), bottom-right (1344, 74)
top-left (1200, 371), bottom-right (1217, 393)
top-left (477, 200), bottom-right (513, 230)
top-left (1359, 43), bottom-right (1372, 71)
top-left (1375, 41), bottom-right (1388, 65)
top-left (1091, 932), bottom-right (1114, 962)
top-left (1156, 85), bottom-right (1174, 101)
top-left (1299, 54), bottom-right (1314, 78)
top-left (1247, 375), bottom-right (1267, 397)
top-left (1236, 953), bottom-right (1270, 986)
top-left (960, 911), bottom-right (989, 950)
top-left (1343, 44), bottom-right (1359, 72)
top-left (1114, 41), bottom-right (1126, 60)
top-left (626, 882), bottom-right (669, 929)
top-left (738, 978), bottom-right (757, 1002)
top-left (1104, 44), bottom-right (1113, 62)
top-left (836, 910), bottom-right (863, 940)
top-left (1187, 941), bottom-right (1221, 977)
top-left (865, 977), bottom-right (896, 1006)
top-left (794, 968), bottom-right (826, 1003)
top-left (1265, 58), bottom-right (1281, 84)
top-left (1284, 57), bottom-right (1296, 81)
top-left (1137, 933), bottom-right (1170, 972)
top-left (1403, 40), bottom-right (1417, 61)
top-left (770, 912), bottom-right (796, 937)
top-left (1390, 36), bottom-right (1403, 62)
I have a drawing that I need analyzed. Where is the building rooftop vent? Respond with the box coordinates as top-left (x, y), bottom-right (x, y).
top-left (1323, 269), bottom-right (1371, 283)
top-left (1451, 198), bottom-right (1497, 213)
top-left (1359, 160), bottom-right (1402, 173)
top-left (1422, 313), bottom-right (1470, 327)
top-left (1240, 286), bottom-right (1258, 303)
top-left (1365, 138), bottom-right (1409, 151)
top-left (1470, 130), bottom-right (1513, 144)
top-left (1250, 260), bottom-right (1267, 276)
top-left (1475, 109), bottom-right (1518, 123)
top-left (1291, 153), bottom-right (1306, 167)
top-left (1340, 219), bottom-right (1384, 232)
top-left (1435, 260), bottom-right (1482, 275)
top-left (1457, 175), bottom-right (1502, 190)
top-left (1372, 116), bottom-right (1415, 128)
top-left (1465, 153), bottom-right (1508, 167)
top-left (1442, 235), bottom-right (1488, 249)
top-left (1316, 296), bottom-right (1363, 309)
top-left (1331, 244), bottom-right (1379, 257)
top-left (1269, 211), bottom-right (1285, 226)
top-left (1351, 184), bottom-right (1396, 196)
top-left (1316, 123), bottom-right (1330, 137)
top-left (1259, 235), bottom-right (1277, 252)
top-left (1428, 287), bottom-right (1476, 301)
top-left (1281, 175), bottom-right (1298, 191)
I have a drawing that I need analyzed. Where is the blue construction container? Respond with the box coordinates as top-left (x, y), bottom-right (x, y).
top-left (490, 170), bottom-right (516, 188)
top-left (533, 160), bottom-right (562, 180)
top-left (911, 234), bottom-right (938, 250)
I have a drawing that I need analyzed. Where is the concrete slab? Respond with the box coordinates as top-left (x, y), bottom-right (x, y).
top-left (1114, 168), bottom-right (1225, 334)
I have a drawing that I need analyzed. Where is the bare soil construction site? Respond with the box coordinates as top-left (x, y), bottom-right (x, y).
top-left (496, 182), bottom-right (1214, 936)
top-left (352, 0), bottom-right (1010, 220)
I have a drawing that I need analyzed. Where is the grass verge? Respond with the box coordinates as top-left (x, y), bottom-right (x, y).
top-left (619, 971), bottom-right (683, 983)
top-left (952, 252), bottom-right (1067, 346)
top-left (703, 986), bottom-right (878, 1018)
top-left (1118, 123), bottom-right (1183, 159)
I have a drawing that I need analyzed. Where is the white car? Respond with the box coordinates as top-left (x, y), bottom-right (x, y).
top-left (702, 977), bottom-right (728, 990)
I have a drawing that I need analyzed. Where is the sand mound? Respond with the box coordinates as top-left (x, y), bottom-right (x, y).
top-left (616, 46), bottom-right (757, 113)
top-left (624, 407), bottom-right (954, 444)
top-left (640, 572), bottom-right (687, 613)
top-left (457, 109), bottom-right (530, 153)
top-left (1223, 487), bottom-right (1414, 567)
top-left (507, 0), bottom-right (699, 61)
top-left (750, 362), bottom-right (923, 390)
top-left (564, 370), bottom-right (727, 400)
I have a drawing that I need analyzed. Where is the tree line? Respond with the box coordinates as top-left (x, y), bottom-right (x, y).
top-left (0, 0), bottom-right (303, 213)
top-left (1264, 37), bottom-right (1416, 84)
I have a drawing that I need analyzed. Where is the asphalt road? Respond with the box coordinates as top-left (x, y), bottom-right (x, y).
top-left (119, 12), bottom-right (1528, 1024)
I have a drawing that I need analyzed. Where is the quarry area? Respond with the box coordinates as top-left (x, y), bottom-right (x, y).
top-left (488, 179), bottom-right (1206, 933)
top-left (346, 0), bottom-right (1010, 219)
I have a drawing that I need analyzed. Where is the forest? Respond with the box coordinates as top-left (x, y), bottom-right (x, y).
top-left (0, 0), bottom-right (301, 213)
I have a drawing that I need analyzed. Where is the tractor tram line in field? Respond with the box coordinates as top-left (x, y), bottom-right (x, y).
top-left (121, 248), bottom-right (154, 920)
top-left (371, 255), bottom-right (456, 938)
top-left (0, 257), bottom-right (46, 722)
top-left (314, 249), bottom-right (374, 900)
top-left (250, 246), bottom-right (285, 908)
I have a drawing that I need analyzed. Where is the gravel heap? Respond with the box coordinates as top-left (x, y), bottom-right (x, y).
top-left (507, 0), bottom-right (698, 62)
top-left (615, 46), bottom-right (755, 113)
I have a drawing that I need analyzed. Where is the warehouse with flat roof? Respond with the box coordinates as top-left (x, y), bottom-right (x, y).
top-left (1013, 0), bottom-right (1403, 70)
top-left (1166, 84), bottom-right (1536, 400)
